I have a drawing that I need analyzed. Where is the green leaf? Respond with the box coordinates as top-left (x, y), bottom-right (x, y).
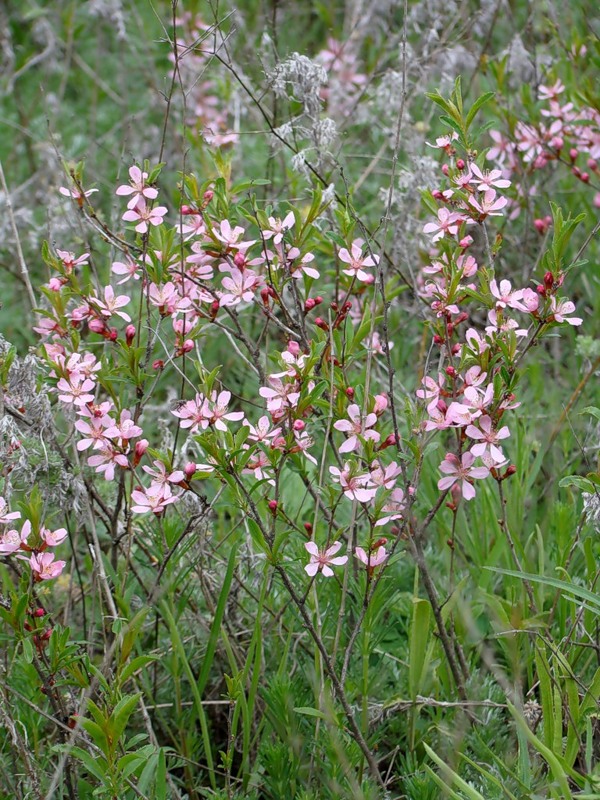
top-left (294, 706), bottom-right (327, 719)
top-left (465, 92), bottom-right (495, 129)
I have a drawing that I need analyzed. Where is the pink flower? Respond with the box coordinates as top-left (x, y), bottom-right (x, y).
top-left (369, 461), bottom-right (401, 490)
top-left (219, 268), bottom-right (263, 307)
top-left (355, 546), bottom-right (388, 568)
top-left (172, 393), bottom-right (211, 433)
top-left (0, 522), bottom-right (29, 555)
top-left (304, 541), bottom-right (348, 577)
top-left (261, 212), bottom-right (295, 245)
top-left (467, 189), bottom-right (508, 218)
top-left (213, 220), bottom-right (255, 252)
top-left (116, 165), bottom-right (159, 208)
top-left (30, 552), bottom-right (66, 581)
top-left (56, 376), bottom-right (96, 406)
top-left (131, 484), bottom-right (180, 515)
top-left (329, 464), bottom-right (377, 503)
top-left (423, 208), bottom-right (465, 242)
top-left (87, 445), bottom-right (129, 481)
top-left (103, 410), bottom-right (143, 442)
top-left (375, 488), bottom-right (406, 527)
top-left (56, 250), bottom-right (90, 273)
top-left (489, 279), bottom-right (526, 311)
top-left (438, 452), bottom-right (490, 501)
top-left (122, 200), bottom-right (168, 234)
top-left (143, 460), bottom-right (185, 486)
top-left (466, 415), bottom-right (510, 464)
top-left (40, 527), bottom-right (69, 547)
top-left (59, 185), bottom-right (98, 202)
top-left (338, 239), bottom-right (379, 283)
top-left (550, 297), bottom-right (582, 326)
top-left (94, 285), bottom-right (131, 321)
top-left (0, 497), bottom-right (21, 525)
top-left (246, 416), bottom-right (282, 444)
top-left (206, 390), bottom-right (245, 431)
top-left (112, 257), bottom-right (141, 283)
top-left (469, 164), bottom-right (511, 191)
top-left (334, 404), bottom-right (380, 453)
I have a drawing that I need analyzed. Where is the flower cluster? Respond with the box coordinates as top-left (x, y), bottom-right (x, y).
top-left (0, 497), bottom-right (67, 581)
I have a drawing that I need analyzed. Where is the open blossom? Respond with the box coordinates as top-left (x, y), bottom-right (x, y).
top-left (56, 250), bottom-right (89, 273)
top-left (246, 415), bottom-right (282, 444)
top-left (112, 257), bottom-right (141, 283)
top-left (375, 487), bottom-right (406, 527)
top-left (469, 164), bottom-right (511, 191)
top-left (550, 297), bottom-right (582, 326)
top-left (122, 199), bottom-right (168, 234)
top-left (143, 460), bottom-right (185, 486)
top-left (116, 165), bottom-right (159, 207)
top-left (131, 484), bottom-right (180, 514)
top-left (87, 444), bottom-right (129, 481)
top-left (56, 375), bottom-right (96, 406)
top-left (369, 461), bottom-right (401, 490)
top-left (466, 415), bottom-right (510, 464)
top-left (30, 552), bottom-right (66, 581)
top-left (41, 527), bottom-right (69, 547)
top-left (334, 404), bottom-right (380, 453)
top-left (329, 463), bottom-right (377, 503)
top-left (489, 279), bottom-right (526, 311)
top-left (0, 523), bottom-right (29, 555)
top-left (206, 390), bottom-right (245, 431)
top-left (259, 376), bottom-right (300, 414)
top-left (60, 185), bottom-right (98, 202)
top-left (304, 541), bottom-right (348, 577)
top-left (219, 268), bottom-right (263, 307)
top-left (338, 239), bottom-right (379, 283)
top-left (261, 212), bottom-right (295, 245)
top-left (467, 189), bottom-right (507, 218)
top-left (103, 410), bottom-right (143, 442)
top-left (213, 220), bottom-right (255, 252)
top-left (438, 452), bottom-right (490, 501)
top-left (172, 393), bottom-right (210, 433)
top-left (0, 497), bottom-right (21, 525)
top-left (423, 208), bottom-right (466, 242)
top-left (355, 546), bottom-right (388, 568)
top-left (94, 285), bottom-right (132, 321)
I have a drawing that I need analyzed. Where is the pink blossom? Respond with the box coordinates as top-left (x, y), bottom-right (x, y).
top-left (56, 249), bottom-right (90, 273)
top-left (112, 257), bottom-right (141, 283)
top-left (206, 390), bottom-right (245, 431)
top-left (338, 239), bottom-right (379, 283)
top-left (103, 410), bottom-right (143, 442)
top-left (74, 416), bottom-right (108, 450)
top-left (94, 285), bottom-right (131, 321)
top-left (304, 541), bottom-right (348, 577)
top-left (550, 297), bottom-right (583, 326)
top-left (56, 376), bottom-right (96, 406)
top-left (485, 310), bottom-right (528, 337)
top-left (355, 546), bottom-right (388, 568)
top-left (469, 164), bottom-right (511, 191)
top-left (334, 404), bottom-right (380, 453)
top-left (87, 445), bottom-right (129, 481)
top-left (219, 268), bottom-right (263, 307)
top-left (288, 248), bottom-right (320, 280)
top-left (521, 288), bottom-right (540, 313)
top-left (143, 460), bottom-right (185, 486)
top-left (30, 552), bottom-right (66, 581)
top-left (466, 415), bottom-right (510, 464)
top-left (369, 461), bottom-right (401, 490)
top-left (213, 220), bottom-right (255, 252)
top-left (259, 376), bottom-right (300, 414)
top-left (489, 279), bottom-right (526, 311)
top-left (375, 488), bottom-right (406, 527)
top-left (467, 189), bottom-right (508, 218)
top-left (171, 393), bottom-right (210, 433)
top-left (246, 416), bottom-right (282, 444)
top-left (0, 497), bottom-right (21, 525)
top-left (438, 452), bottom-right (490, 501)
top-left (122, 200), bottom-right (168, 234)
top-left (131, 484), bottom-right (180, 515)
top-left (59, 185), bottom-right (98, 202)
top-left (329, 463), bottom-right (377, 503)
top-left (40, 527), bottom-right (69, 547)
top-left (0, 522), bottom-right (29, 555)
top-left (116, 165), bottom-right (159, 208)
top-left (261, 212), bottom-right (295, 245)
top-left (423, 208), bottom-right (465, 242)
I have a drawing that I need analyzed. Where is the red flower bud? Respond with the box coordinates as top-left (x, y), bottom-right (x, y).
top-left (314, 317), bottom-right (328, 331)
top-left (304, 522), bottom-right (313, 535)
top-left (569, 148), bottom-right (578, 161)
top-left (234, 252), bottom-right (246, 269)
top-left (314, 296), bottom-right (323, 306)
top-left (441, 164), bottom-right (449, 176)
top-left (433, 334), bottom-right (444, 345)
top-left (456, 158), bottom-right (465, 170)
top-left (125, 324), bottom-right (136, 346)
top-left (268, 500), bottom-right (278, 514)
top-left (202, 190), bottom-right (214, 206)
top-left (152, 359), bottom-right (164, 371)
top-left (304, 298), bottom-right (316, 311)
top-left (345, 387), bottom-right (355, 399)
top-left (33, 608), bottom-right (46, 618)
top-left (445, 366), bottom-right (457, 378)
top-left (293, 419), bottom-right (305, 431)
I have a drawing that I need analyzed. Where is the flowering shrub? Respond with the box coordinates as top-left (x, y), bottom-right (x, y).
top-left (0, 3), bottom-right (599, 799)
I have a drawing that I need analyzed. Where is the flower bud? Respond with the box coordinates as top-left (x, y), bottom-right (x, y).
top-left (125, 324), bottom-right (136, 346)
top-left (133, 439), bottom-right (149, 466)
top-left (304, 298), bottom-right (316, 311)
top-left (303, 522), bottom-right (313, 535)
top-left (314, 296), bottom-right (323, 306)
top-left (260, 287), bottom-right (271, 306)
top-left (433, 334), bottom-right (444, 345)
top-left (202, 190), bottom-right (214, 206)
top-left (268, 500), bottom-right (278, 514)
top-left (184, 462), bottom-right (197, 479)
top-left (33, 608), bottom-right (46, 618)
top-left (210, 300), bottom-right (220, 319)
top-left (88, 318), bottom-right (105, 334)
top-left (152, 359), bottom-right (164, 371)
top-left (503, 464), bottom-right (517, 479)
top-left (180, 204), bottom-right (195, 215)
top-left (314, 317), bottom-right (328, 331)
top-left (233, 252), bottom-right (246, 269)
top-left (432, 189), bottom-right (444, 200)
top-left (579, 172), bottom-right (590, 183)
top-left (459, 235), bottom-right (473, 248)
top-left (441, 164), bottom-right (449, 176)
top-left (293, 419), bottom-right (305, 431)
top-left (569, 148), bottom-right (578, 161)
top-left (587, 158), bottom-right (598, 172)
top-left (288, 340), bottom-right (300, 356)
top-left (456, 158), bottom-right (465, 170)
top-left (445, 366), bottom-right (457, 378)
